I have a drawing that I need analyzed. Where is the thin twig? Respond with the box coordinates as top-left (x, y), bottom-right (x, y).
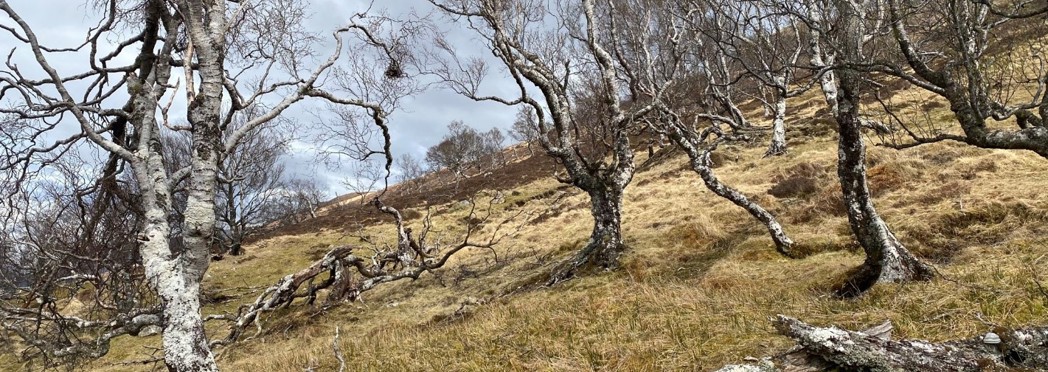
top-left (332, 326), bottom-right (346, 372)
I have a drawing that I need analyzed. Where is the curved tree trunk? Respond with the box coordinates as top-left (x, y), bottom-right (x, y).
top-left (548, 186), bottom-right (625, 284)
top-left (661, 123), bottom-right (795, 257)
top-left (690, 153), bottom-right (795, 257)
top-left (946, 91), bottom-right (1048, 158)
top-left (832, 0), bottom-right (932, 297)
top-left (837, 79), bottom-right (931, 296)
top-left (691, 154), bottom-right (788, 256)
top-left (883, 0), bottom-right (1048, 158)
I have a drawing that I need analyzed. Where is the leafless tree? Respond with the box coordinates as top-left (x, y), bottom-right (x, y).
top-left (482, 127), bottom-right (508, 168)
top-left (610, 0), bottom-right (796, 257)
top-left (215, 118), bottom-right (292, 257)
top-left (651, 111), bottom-right (798, 256)
top-left (430, 0), bottom-right (679, 283)
top-left (0, 159), bottom-right (158, 368)
top-left (0, 0), bottom-right (419, 369)
top-left (800, 0), bottom-right (934, 296)
top-left (425, 121), bottom-right (494, 179)
top-left (682, 0), bottom-right (815, 156)
top-left (214, 194), bottom-right (528, 348)
top-left (509, 106), bottom-right (542, 156)
top-left (267, 177), bottom-right (326, 226)
top-left (423, 121), bottom-right (506, 185)
top-left (396, 153), bottom-right (428, 193)
top-left (874, 0), bottom-right (1048, 157)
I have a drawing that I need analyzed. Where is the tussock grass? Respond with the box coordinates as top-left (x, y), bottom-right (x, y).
top-left (19, 79), bottom-right (1042, 371)
top-left (83, 132), bottom-right (1048, 372)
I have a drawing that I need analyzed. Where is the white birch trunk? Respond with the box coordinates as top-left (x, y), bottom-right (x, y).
top-left (831, 0), bottom-right (932, 297)
top-left (131, 129), bottom-right (219, 371)
top-left (661, 122), bottom-right (796, 257)
top-left (808, 6), bottom-right (839, 115)
top-left (765, 76), bottom-right (789, 157)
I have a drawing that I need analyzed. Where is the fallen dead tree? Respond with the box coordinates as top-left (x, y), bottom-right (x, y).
top-left (718, 315), bottom-right (1048, 372)
top-left (212, 195), bottom-right (526, 347)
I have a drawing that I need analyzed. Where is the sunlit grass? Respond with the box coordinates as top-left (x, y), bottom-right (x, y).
top-left (6, 82), bottom-right (1046, 371)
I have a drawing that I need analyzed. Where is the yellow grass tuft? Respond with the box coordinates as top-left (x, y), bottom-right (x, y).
top-left (13, 78), bottom-right (1047, 372)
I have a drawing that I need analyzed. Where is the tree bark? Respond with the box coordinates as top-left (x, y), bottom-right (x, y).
top-left (832, 0), bottom-right (932, 297)
top-left (765, 77), bottom-right (789, 157)
top-left (834, 83), bottom-right (932, 296)
top-left (718, 315), bottom-right (1048, 371)
top-left (946, 91), bottom-right (1048, 158)
top-left (660, 122), bottom-right (796, 257)
top-left (177, 0), bottom-right (228, 284)
top-left (807, 6), bottom-right (839, 116)
top-left (690, 153), bottom-right (795, 257)
top-left (132, 132), bottom-right (219, 371)
top-left (548, 186), bottom-right (626, 284)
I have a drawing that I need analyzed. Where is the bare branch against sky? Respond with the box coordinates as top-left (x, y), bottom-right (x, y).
top-left (1, 0), bottom-right (519, 196)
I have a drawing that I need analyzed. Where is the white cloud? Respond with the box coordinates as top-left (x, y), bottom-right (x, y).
top-left (2, 0), bottom-right (523, 197)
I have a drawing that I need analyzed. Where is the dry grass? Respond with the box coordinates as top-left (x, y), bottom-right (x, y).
top-left (70, 129), bottom-right (1048, 372)
top-left (6, 79), bottom-right (1046, 372)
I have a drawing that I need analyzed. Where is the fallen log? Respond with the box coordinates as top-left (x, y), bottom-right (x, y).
top-left (210, 196), bottom-right (527, 348)
top-left (718, 315), bottom-right (1048, 372)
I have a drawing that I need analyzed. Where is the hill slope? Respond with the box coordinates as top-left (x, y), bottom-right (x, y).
top-left (45, 89), bottom-right (1048, 371)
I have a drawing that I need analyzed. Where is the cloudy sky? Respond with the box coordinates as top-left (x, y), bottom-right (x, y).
top-left (1, 0), bottom-right (520, 197)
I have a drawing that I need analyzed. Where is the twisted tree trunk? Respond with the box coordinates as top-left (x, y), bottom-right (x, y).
top-left (832, 0), bottom-right (932, 297)
top-left (548, 185), bottom-right (626, 284)
top-left (689, 153), bottom-right (794, 257)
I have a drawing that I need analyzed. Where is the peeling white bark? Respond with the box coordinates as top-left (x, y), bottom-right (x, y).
top-left (721, 315), bottom-right (1048, 371)
top-left (765, 77), bottom-right (789, 157)
top-left (830, 0), bottom-right (932, 297)
top-left (807, 6), bottom-right (839, 115)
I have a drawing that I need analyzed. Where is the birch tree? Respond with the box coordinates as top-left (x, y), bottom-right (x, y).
top-left (877, 0), bottom-right (1048, 157)
top-left (429, 0), bottom-right (672, 283)
top-left (801, 0), bottom-right (934, 296)
top-left (214, 119), bottom-right (291, 257)
top-left (0, 0), bottom-right (417, 369)
top-left (509, 106), bottom-right (542, 156)
top-left (686, 0), bottom-right (811, 156)
top-left (626, 1), bottom-right (799, 256)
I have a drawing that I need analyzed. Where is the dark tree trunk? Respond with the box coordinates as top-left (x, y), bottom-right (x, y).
top-left (228, 242), bottom-right (243, 256)
top-left (832, 1), bottom-right (932, 297)
top-left (548, 186), bottom-right (625, 284)
top-left (836, 80), bottom-right (932, 295)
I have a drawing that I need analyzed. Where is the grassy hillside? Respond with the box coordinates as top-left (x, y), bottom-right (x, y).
top-left (8, 88), bottom-right (1044, 371)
